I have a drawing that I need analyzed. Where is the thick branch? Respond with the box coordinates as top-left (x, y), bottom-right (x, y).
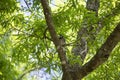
top-left (40, 0), bottom-right (69, 75)
top-left (79, 22), bottom-right (120, 78)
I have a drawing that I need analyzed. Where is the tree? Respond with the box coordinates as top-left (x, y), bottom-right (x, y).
top-left (0, 0), bottom-right (120, 80)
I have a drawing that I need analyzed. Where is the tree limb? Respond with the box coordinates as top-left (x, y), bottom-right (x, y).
top-left (40, 0), bottom-right (70, 79)
top-left (79, 22), bottom-right (120, 78)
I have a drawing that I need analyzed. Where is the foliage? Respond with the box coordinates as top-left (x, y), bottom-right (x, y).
top-left (0, 0), bottom-right (120, 80)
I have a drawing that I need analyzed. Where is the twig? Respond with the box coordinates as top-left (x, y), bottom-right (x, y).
top-left (23, 0), bottom-right (32, 12)
top-left (17, 66), bottom-right (41, 80)
top-left (43, 27), bottom-right (53, 41)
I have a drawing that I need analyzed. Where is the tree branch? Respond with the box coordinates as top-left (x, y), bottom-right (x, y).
top-left (40, 0), bottom-right (70, 78)
top-left (79, 22), bottom-right (120, 78)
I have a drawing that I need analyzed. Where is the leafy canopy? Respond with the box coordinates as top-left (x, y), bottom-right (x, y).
top-left (0, 0), bottom-right (120, 80)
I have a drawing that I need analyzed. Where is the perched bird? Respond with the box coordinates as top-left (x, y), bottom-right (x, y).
top-left (59, 34), bottom-right (66, 46)
top-left (58, 34), bottom-right (66, 55)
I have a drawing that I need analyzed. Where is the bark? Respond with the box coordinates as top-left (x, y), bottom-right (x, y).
top-left (40, 0), bottom-right (71, 79)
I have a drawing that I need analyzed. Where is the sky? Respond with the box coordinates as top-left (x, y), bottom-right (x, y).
top-left (28, 68), bottom-right (52, 80)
